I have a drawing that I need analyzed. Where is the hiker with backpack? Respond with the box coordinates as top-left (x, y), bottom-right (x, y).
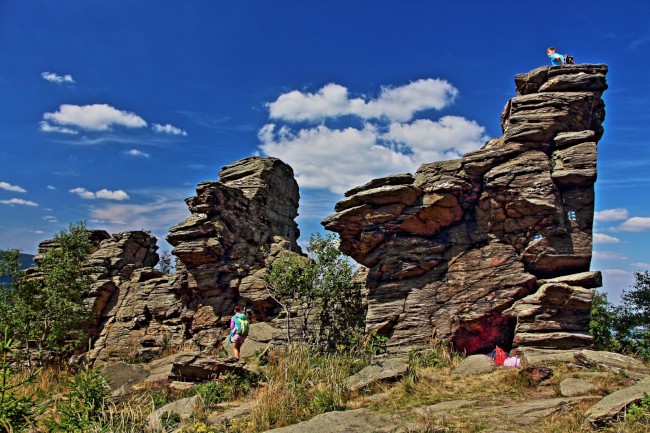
top-left (546, 47), bottom-right (575, 66)
top-left (228, 305), bottom-right (250, 361)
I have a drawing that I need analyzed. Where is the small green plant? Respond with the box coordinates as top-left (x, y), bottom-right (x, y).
top-left (46, 365), bottom-right (109, 432)
top-left (195, 372), bottom-right (258, 407)
top-left (0, 327), bottom-right (40, 432)
top-left (161, 411), bottom-right (182, 430)
top-left (626, 392), bottom-right (650, 423)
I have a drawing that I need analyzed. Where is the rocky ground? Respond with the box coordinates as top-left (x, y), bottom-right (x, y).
top-left (98, 346), bottom-right (650, 432)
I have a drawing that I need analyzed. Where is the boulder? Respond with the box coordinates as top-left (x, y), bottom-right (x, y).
top-left (451, 355), bottom-right (495, 375)
top-left (559, 378), bottom-right (599, 397)
top-left (147, 395), bottom-right (202, 432)
top-left (347, 357), bottom-right (410, 392)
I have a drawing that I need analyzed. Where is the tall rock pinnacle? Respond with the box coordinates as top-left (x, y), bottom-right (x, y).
top-left (322, 64), bottom-right (608, 354)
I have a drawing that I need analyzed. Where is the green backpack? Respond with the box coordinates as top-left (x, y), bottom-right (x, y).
top-left (234, 315), bottom-right (250, 336)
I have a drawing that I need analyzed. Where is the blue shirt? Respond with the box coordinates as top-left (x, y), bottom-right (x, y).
top-left (550, 53), bottom-right (564, 66)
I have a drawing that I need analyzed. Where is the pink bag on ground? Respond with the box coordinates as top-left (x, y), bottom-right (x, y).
top-left (503, 356), bottom-right (521, 368)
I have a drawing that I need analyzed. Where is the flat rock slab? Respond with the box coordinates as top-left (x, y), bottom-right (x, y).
top-left (147, 395), bottom-right (202, 431)
top-left (585, 376), bottom-right (650, 427)
top-left (480, 396), bottom-right (599, 425)
top-left (100, 361), bottom-right (147, 395)
top-left (452, 355), bottom-right (495, 375)
top-left (413, 399), bottom-right (476, 416)
top-left (263, 408), bottom-right (404, 433)
top-left (145, 352), bottom-right (246, 383)
top-left (347, 358), bottom-right (409, 392)
top-left (560, 378), bottom-right (598, 397)
top-left (516, 348), bottom-right (576, 365)
top-left (208, 400), bottom-right (258, 425)
top-left (574, 350), bottom-right (650, 374)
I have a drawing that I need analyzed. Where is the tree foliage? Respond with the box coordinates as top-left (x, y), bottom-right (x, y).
top-left (264, 233), bottom-right (363, 350)
top-left (0, 221), bottom-right (94, 357)
top-left (590, 270), bottom-right (650, 361)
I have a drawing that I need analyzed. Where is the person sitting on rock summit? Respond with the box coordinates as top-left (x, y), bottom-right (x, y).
top-left (546, 47), bottom-right (565, 66)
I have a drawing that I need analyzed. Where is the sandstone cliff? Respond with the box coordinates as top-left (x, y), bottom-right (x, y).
top-left (322, 64), bottom-right (608, 354)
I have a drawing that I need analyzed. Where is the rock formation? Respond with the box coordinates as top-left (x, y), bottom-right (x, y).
top-left (322, 64), bottom-right (608, 354)
top-left (85, 156), bottom-right (301, 363)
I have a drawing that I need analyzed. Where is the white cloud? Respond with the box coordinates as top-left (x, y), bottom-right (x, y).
top-left (47, 185), bottom-right (56, 190)
top-left (31, 230), bottom-right (45, 234)
top-left (259, 78), bottom-right (489, 195)
top-left (125, 149), bottom-right (150, 158)
top-left (89, 198), bottom-right (188, 231)
top-left (268, 79), bottom-right (458, 122)
top-left (593, 233), bottom-right (620, 244)
top-left (631, 262), bottom-right (650, 270)
top-left (43, 104), bottom-right (147, 131)
top-left (617, 216), bottom-right (650, 232)
top-left (259, 124), bottom-right (417, 194)
top-left (69, 187), bottom-right (129, 201)
top-left (43, 215), bottom-right (58, 223)
top-left (594, 208), bottom-right (629, 222)
top-left (0, 182), bottom-right (26, 193)
top-left (0, 198), bottom-right (38, 206)
top-left (602, 269), bottom-right (630, 277)
top-left (39, 121), bottom-right (78, 135)
top-left (41, 72), bottom-right (75, 84)
top-left (152, 123), bottom-right (187, 136)
top-left (385, 116), bottom-right (488, 161)
top-left (593, 251), bottom-right (628, 260)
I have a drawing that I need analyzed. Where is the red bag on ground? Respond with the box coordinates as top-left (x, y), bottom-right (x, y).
top-left (490, 346), bottom-right (507, 366)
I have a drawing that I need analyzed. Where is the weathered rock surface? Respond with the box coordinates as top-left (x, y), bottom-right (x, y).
top-left (480, 396), bottom-right (599, 425)
top-left (323, 64), bottom-right (608, 353)
top-left (451, 354), bottom-right (495, 375)
top-left (346, 357), bottom-right (410, 392)
top-left (147, 395), bottom-right (202, 432)
top-left (145, 352), bottom-right (248, 383)
top-left (65, 157), bottom-right (302, 363)
top-left (560, 378), bottom-right (598, 397)
top-left (263, 408), bottom-right (403, 433)
top-left (574, 350), bottom-right (650, 374)
top-left (585, 376), bottom-right (650, 426)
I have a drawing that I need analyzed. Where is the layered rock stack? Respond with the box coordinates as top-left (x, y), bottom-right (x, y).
top-left (85, 157), bottom-right (301, 363)
top-left (322, 64), bottom-right (608, 353)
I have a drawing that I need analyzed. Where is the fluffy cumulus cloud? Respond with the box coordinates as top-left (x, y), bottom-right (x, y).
top-left (0, 182), bottom-right (26, 193)
top-left (595, 208), bottom-right (629, 222)
top-left (42, 104), bottom-right (147, 132)
top-left (152, 123), bottom-right (187, 136)
top-left (259, 124), bottom-right (417, 193)
top-left (617, 216), bottom-right (650, 232)
top-left (385, 116), bottom-right (489, 161)
top-left (259, 79), bottom-right (489, 194)
top-left (41, 72), bottom-right (75, 84)
top-left (593, 233), bottom-right (621, 244)
top-left (125, 149), bottom-right (150, 158)
top-left (268, 79), bottom-right (458, 123)
top-left (39, 121), bottom-right (78, 135)
top-left (0, 198), bottom-right (38, 206)
top-left (69, 187), bottom-right (130, 201)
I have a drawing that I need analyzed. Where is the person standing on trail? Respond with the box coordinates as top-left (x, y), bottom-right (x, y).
top-left (546, 47), bottom-right (565, 66)
top-left (228, 305), bottom-right (249, 361)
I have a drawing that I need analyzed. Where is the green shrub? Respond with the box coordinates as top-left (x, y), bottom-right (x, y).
top-left (45, 365), bottom-right (108, 432)
top-left (0, 327), bottom-right (39, 432)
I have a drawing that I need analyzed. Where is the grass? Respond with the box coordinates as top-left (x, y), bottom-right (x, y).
top-left (2, 342), bottom-right (650, 432)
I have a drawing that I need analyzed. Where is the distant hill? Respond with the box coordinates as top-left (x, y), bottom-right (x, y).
top-left (0, 253), bottom-right (35, 285)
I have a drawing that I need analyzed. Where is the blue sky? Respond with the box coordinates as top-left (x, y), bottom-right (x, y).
top-left (1, 1), bottom-right (649, 303)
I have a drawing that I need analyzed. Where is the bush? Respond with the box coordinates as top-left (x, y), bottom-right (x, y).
top-left (45, 365), bottom-right (108, 432)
